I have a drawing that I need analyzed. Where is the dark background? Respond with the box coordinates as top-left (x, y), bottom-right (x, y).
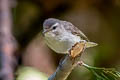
top-left (1, 0), bottom-right (120, 80)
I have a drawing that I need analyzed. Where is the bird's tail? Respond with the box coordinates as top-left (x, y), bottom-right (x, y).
top-left (85, 42), bottom-right (98, 48)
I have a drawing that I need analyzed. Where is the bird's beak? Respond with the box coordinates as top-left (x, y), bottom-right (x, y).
top-left (42, 30), bottom-right (47, 34)
top-left (42, 29), bottom-right (52, 34)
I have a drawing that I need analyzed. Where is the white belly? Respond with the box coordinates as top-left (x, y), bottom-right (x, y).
top-left (44, 32), bottom-right (81, 54)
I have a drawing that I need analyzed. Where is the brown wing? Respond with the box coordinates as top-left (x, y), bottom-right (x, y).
top-left (62, 21), bottom-right (89, 41)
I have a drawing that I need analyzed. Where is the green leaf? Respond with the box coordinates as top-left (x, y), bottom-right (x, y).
top-left (82, 63), bottom-right (120, 80)
top-left (16, 66), bottom-right (48, 80)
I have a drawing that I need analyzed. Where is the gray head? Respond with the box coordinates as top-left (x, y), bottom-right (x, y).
top-left (43, 18), bottom-right (60, 29)
top-left (43, 18), bottom-right (65, 35)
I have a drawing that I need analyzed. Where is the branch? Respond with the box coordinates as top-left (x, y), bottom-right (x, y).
top-left (78, 61), bottom-right (120, 80)
top-left (48, 42), bottom-right (85, 80)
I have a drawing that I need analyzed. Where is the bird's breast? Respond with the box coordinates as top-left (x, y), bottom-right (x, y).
top-left (44, 32), bottom-right (80, 54)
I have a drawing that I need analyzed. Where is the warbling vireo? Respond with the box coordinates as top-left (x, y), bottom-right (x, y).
top-left (43, 18), bottom-right (97, 54)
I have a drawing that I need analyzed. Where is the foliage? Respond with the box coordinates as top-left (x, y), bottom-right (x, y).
top-left (82, 63), bottom-right (120, 80)
top-left (16, 67), bottom-right (48, 80)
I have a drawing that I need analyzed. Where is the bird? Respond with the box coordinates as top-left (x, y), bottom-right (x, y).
top-left (43, 18), bottom-right (97, 54)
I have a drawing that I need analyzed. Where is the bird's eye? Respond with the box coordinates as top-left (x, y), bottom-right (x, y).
top-left (52, 26), bottom-right (57, 30)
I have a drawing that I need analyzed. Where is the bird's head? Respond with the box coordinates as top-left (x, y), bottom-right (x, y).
top-left (43, 18), bottom-right (65, 37)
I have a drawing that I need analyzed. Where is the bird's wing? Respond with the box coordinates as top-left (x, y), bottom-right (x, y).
top-left (62, 21), bottom-right (89, 41)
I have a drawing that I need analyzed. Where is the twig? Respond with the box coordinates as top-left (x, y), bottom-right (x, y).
top-left (0, 0), bottom-right (17, 80)
top-left (48, 42), bottom-right (85, 80)
top-left (77, 61), bottom-right (120, 80)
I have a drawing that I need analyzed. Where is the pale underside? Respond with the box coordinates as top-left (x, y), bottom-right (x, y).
top-left (44, 31), bottom-right (82, 54)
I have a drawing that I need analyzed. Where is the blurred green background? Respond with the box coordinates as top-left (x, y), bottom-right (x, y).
top-left (13, 0), bottom-right (120, 80)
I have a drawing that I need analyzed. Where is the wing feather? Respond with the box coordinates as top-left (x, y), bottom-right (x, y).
top-left (62, 21), bottom-right (89, 41)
